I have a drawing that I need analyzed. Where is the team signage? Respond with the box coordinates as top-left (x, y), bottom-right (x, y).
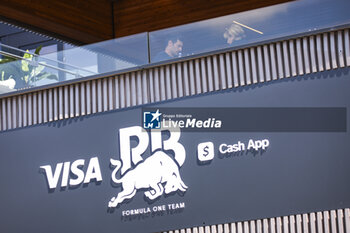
top-left (0, 70), bottom-right (350, 233)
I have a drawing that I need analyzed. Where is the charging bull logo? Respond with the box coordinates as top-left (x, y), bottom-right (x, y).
top-left (108, 150), bottom-right (187, 208)
top-left (108, 123), bottom-right (187, 208)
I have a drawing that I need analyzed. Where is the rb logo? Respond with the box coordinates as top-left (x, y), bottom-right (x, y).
top-left (108, 123), bottom-right (187, 208)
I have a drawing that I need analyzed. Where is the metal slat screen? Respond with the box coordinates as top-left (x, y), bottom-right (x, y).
top-left (159, 209), bottom-right (350, 233)
top-left (1, 29), bottom-right (350, 131)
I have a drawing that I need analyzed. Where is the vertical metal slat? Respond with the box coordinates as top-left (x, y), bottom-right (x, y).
top-left (183, 62), bottom-right (190, 96)
top-left (195, 59), bottom-right (202, 94)
top-left (231, 222), bottom-right (237, 233)
top-left (231, 51), bottom-right (240, 87)
top-left (207, 57), bottom-right (214, 92)
top-left (69, 85), bottom-right (75, 116)
top-left (6, 98), bottom-right (11, 129)
top-left (201, 58), bottom-right (208, 92)
top-left (28, 93), bottom-right (32, 125)
top-left (344, 30), bottom-right (350, 66)
top-left (75, 84), bottom-right (80, 116)
top-left (102, 78), bottom-right (108, 112)
top-left (257, 46), bottom-right (265, 82)
top-left (165, 65), bottom-right (173, 99)
top-left (309, 36), bottom-right (318, 73)
top-left (296, 215), bottom-right (302, 233)
top-left (48, 90), bottom-right (53, 122)
top-left (329, 32), bottom-right (338, 69)
top-left (1, 99), bottom-right (6, 130)
top-left (108, 78), bottom-right (113, 110)
top-left (337, 31), bottom-right (345, 68)
top-left (290, 216), bottom-right (296, 233)
top-left (149, 69), bottom-right (155, 103)
top-left (269, 44), bottom-right (278, 80)
top-left (317, 212), bottom-right (324, 233)
top-left (302, 214), bottom-right (309, 233)
top-left (86, 82), bottom-right (91, 115)
top-left (38, 92), bottom-right (42, 124)
top-left (64, 86), bottom-right (69, 118)
top-left (114, 77), bottom-right (120, 109)
top-left (42, 90), bottom-right (47, 123)
top-left (212, 56), bottom-right (220, 90)
top-left (159, 67), bottom-right (167, 100)
top-left (244, 49), bottom-right (252, 85)
top-left (282, 41), bottom-right (290, 77)
top-left (153, 68), bottom-right (161, 101)
top-left (12, 97), bottom-right (17, 128)
top-left (219, 54), bottom-right (227, 89)
top-left (250, 221), bottom-right (256, 233)
top-left (18, 95), bottom-right (22, 127)
top-left (33, 92), bottom-right (37, 124)
top-left (224, 224), bottom-right (229, 233)
top-left (177, 63), bottom-right (184, 97)
top-left (330, 210), bottom-right (337, 233)
top-left (276, 42), bottom-right (284, 79)
top-left (238, 50), bottom-right (246, 85)
top-left (310, 213), bottom-right (316, 233)
top-left (0, 99), bottom-right (2, 131)
top-left (338, 209), bottom-right (345, 233)
top-left (263, 45), bottom-right (271, 81)
top-left (53, 88), bottom-right (58, 121)
top-left (81, 82), bottom-right (86, 115)
top-left (142, 71), bottom-right (148, 104)
top-left (23, 95), bottom-right (27, 126)
top-left (323, 33), bottom-right (331, 70)
top-left (225, 53), bottom-right (233, 88)
top-left (345, 209), bottom-right (350, 233)
top-left (303, 37), bottom-right (311, 74)
top-left (136, 71), bottom-right (143, 105)
top-left (118, 75), bottom-right (124, 108)
top-left (289, 40), bottom-right (297, 76)
top-left (238, 222), bottom-right (243, 233)
top-left (58, 87), bottom-right (63, 119)
top-left (250, 47), bottom-right (258, 84)
top-left (316, 34), bottom-right (325, 72)
top-left (324, 211), bottom-right (330, 233)
top-left (97, 79), bottom-right (103, 112)
top-left (283, 217), bottom-right (289, 233)
top-left (270, 218), bottom-right (276, 233)
top-left (171, 64), bottom-right (178, 99)
top-left (125, 74), bottom-right (131, 107)
top-left (296, 38), bottom-right (304, 76)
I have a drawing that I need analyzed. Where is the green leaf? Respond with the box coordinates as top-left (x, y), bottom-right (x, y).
top-left (0, 57), bottom-right (16, 64)
top-left (21, 49), bottom-right (34, 72)
top-left (34, 45), bottom-right (43, 55)
top-left (35, 72), bottom-right (58, 82)
top-left (0, 62), bottom-right (23, 80)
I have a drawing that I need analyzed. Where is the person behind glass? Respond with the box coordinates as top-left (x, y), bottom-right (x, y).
top-left (223, 24), bottom-right (245, 45)
top-left (153, 37), bottom-right (183, 62)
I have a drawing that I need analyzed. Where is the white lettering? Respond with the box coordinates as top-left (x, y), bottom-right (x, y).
top-left (119, 126), bottom-right (149, 175)
top-left (69, 159), bottom-right (85, 186)
top-left (186, 118), bottom-right (196, 127)
top-left (61, 162), bottom-right (71, 188)
top-left (83, 157), bottom-right (103, 184)
top-left (219, 141), bottom-right (245, 154)
top-left (215, 120), bottom-right (222, 128)
top-left (247, 139), bottom-right (270, 151)
top-left (41, 157), bottom-right (103, 189)
top-left (40, 163), bottom-right (63, 189)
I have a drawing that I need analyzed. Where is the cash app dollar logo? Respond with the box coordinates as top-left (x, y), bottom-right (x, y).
top-left (202, 146), bottom-right (210, 157)
top-left (197, 142), bottom-right (214, 162)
